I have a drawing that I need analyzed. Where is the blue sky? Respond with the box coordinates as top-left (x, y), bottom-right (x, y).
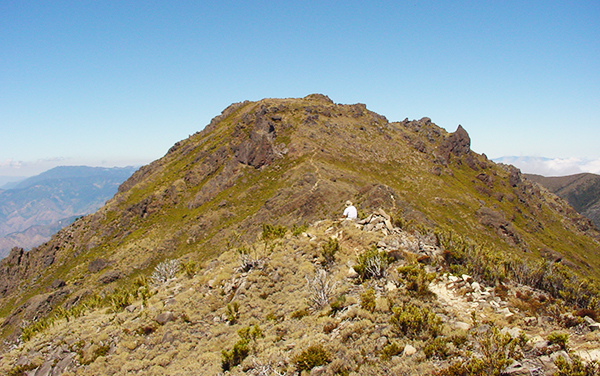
top-left (1, 1), bottom-right (599, 177)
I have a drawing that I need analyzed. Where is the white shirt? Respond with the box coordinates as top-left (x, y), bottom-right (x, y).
top-left (343, 205), bottom-right (357, 219)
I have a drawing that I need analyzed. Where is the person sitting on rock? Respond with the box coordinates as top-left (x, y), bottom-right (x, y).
top-left (342, 200), bottom-right (358, 220)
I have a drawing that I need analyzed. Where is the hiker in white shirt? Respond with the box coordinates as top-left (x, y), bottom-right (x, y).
top-left (342, 200), bottom-right (357, 220)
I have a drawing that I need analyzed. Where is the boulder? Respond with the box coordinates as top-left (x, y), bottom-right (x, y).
top-left (156, 311), bottom-right (175, 325)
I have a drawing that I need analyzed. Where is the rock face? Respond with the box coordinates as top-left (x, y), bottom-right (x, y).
top-left (0, 94), bottom-right (599, 355)
top-left (437, 125), bottom-right (471, 162)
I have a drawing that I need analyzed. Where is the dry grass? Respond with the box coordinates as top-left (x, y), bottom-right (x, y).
top-left (2, 219), bottom-right (599, 375)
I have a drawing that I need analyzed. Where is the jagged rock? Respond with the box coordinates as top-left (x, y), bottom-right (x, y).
top-left (34, 360), bottom-right (54, 376)
top-left (437, 125), bottom-right (471, 162)
top-left (501, 327), bottom-right (521, 338)
top-left (476, 207), bottom-right (522, 246)
top-left (310, 366), bottom-right (326, 376)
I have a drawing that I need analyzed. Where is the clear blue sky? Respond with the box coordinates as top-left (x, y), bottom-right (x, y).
top-left (2, 1), bottom-right (599, 176)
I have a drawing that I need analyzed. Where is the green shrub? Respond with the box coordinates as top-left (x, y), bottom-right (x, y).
top-left (329, 294), bottom-right (346, 316)
top-left (436, 326), bottom-right (521, 376)
top-left (547, 331), bottom-right (569, 351)
top-left (397, 263), bottom-right (435, 297)
top-left (321, 237), bottom-right (340, 266)
top-left (221, 325), bottom-right (262, 371)
top-left (294, 344), bottom-right (332, 372)
top-left (292, 223), bottom-right (308, 236)
top-left (238, 324), bottom-right (263, 341)
top-left (360, 288), bottom-right (376, 313)
top-left (380, 342), bottom-right (403, 360)
top-left (424, 337), bottom-right (451, 359)
top-left (261, 223), bottom-right (287, 251)
top-left (390, 304), bottom-right (442, 339)
top-left (554, 353), bottom-right (600, 376)
top-left (221, 338), bottom-right (249, 371)
top-left (181, 260), bottom-right (198, 278)
top-left (226, 301), bottom-right (240, 324)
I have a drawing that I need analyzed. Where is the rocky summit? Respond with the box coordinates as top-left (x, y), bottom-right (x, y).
top-left (1, 94), bottom-right (600, 375)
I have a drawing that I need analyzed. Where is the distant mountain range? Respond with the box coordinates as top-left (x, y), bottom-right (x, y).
top-left (525, 172), bottom-right (600, 229)
top-left (0, 166), bottom-right (137, 258)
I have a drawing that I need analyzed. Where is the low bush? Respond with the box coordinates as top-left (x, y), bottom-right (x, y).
top-left (554, 353), bottom-right (600, 376)
top-left (292, 223), bottom-right (308, 236)
top-left (397, 263), bottom-right (435, 297)
top-left (360, 288), bottom-right (376, 313)
top-left (306, 269), bottom-right (337, 309)
top-left (221, 325), bottom-right (262, 371)
top-left (294, 344), bottom-right (332, 373)
top-left (354, 246), bottom-right (390, 281)
top-left (329, 294), bottom-right (347, 316)
top-left (380, 342), bottom-right (403, 360)
top-left (547, 331), bottom-right (569, 351)
top-left (390, 303), bottom-right (442, 339)
top-left (424, 337), bottom-right (451, 359)
top-left (436, 326), bottom-right (523, 376)
top-left (226, 302), bottom-right (240, 324)
top-left (321, 237), bottom-right (340, 266)
top-left (151, 259), bottom-right (180, 285)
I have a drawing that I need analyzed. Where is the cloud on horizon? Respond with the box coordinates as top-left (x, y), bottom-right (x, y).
top-left (494, 156), bottom-right (600, 177)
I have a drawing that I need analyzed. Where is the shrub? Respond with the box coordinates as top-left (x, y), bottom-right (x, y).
top-left (237, 245), bottom-right (266, 272)
top-left (360, 288), bottom-right (376, 313)
top-left (390, 303), bottom-right (442, 339)
top-left (329, 294), bottom-right (347, 316)
top-left (321, 237), bottom-right (340, 266)
top-left (108, 288), bottom-right (132, 312)
top-left (221, 325), bottom-right (262, 371)
top-left (226, 301), bottom-right (240, 324)
top-left (291, 309), bottom-right (309, 319)
top-left (547, 332), bottom-right (569, 351)
top-left (151, 259), bottom-right (180, 285)
top-left (306, 269), bottom-right (337, 309)
top-left (397, 263), bottom-right (435, 297)
top-left (261, 223), bottom-right (287, 252)
top-left (554, 353), bottom-right (600, 376)
top-left (292, 223), bottom-right (308, 236)
top-left (294, 344), bottom-right (332, 372)
top-left (436, 326), bottom-right (522, 376)
top-left (221, 338), bottom-right (249, 371)
top-left (380, 342), bottom-right (403, 360)
top-left (354, 246), bottom-right (390, 281)
top-left (424, 337), bottom-right (451, 359)
top-left (181, 260), bottom-right (198, 278)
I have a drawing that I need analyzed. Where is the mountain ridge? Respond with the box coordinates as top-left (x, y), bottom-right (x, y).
top-left (525, 172), bottom-right (600, 229)
top-left (1, 95), bottom-right (599, 374)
